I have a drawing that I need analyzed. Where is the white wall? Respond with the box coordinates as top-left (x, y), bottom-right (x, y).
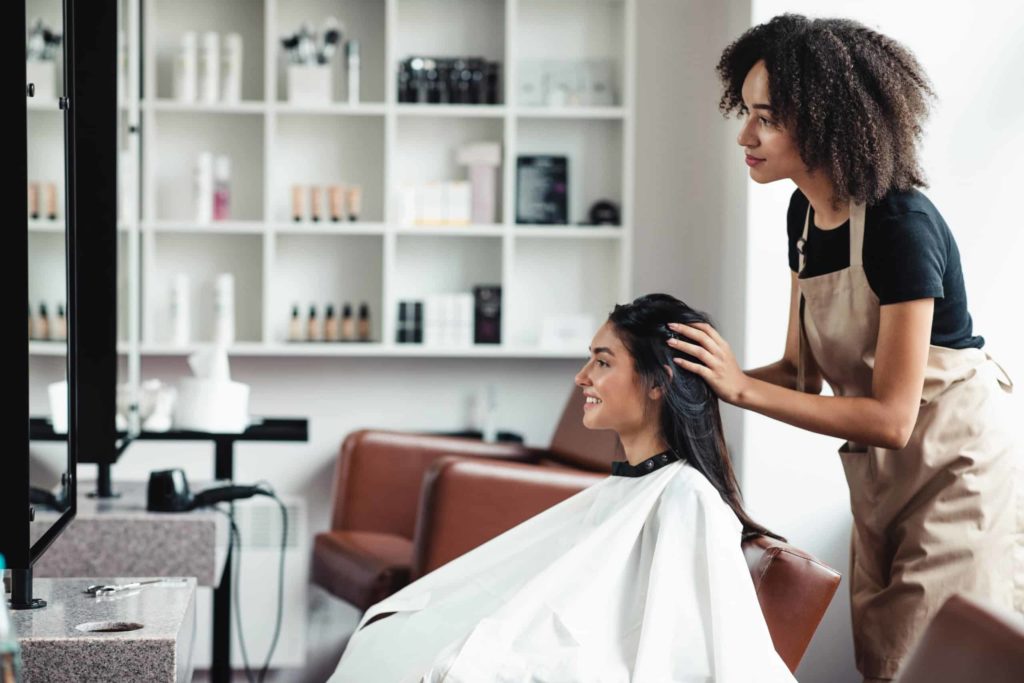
top-left (633, 0), bottom-right (752, 459)
top-left (740, 2), bottom-right (1024, 682)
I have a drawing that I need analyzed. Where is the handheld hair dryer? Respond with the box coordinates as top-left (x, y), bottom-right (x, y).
top-left (146, 468), bottom-right (264, 512)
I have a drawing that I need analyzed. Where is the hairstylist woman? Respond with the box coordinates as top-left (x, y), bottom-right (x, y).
top-left (668, 14), bottom-right (1023, 683)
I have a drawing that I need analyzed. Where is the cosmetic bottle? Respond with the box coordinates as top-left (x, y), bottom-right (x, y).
top-left (171, 273), bottom-right (191, 346)
top-left (358, 302), bottom-right (370, 341)
top-left (310, 185), bottom-right (323, 222)
top-left (55, 302), bottom-right (67, 341)
top-left (222, 33), bottom-right (243, 103)
top-left (324, 304), bottom-right (338, 342)
top-left (397, 301), bottom-right (408, 343)
top-left (37, 302), bottom-right (51, 341)
top-left (287, 304), bottom-right (301, 342)
top-left (346, 40), bottom-right (360, 104)
top-left (292, 185), bottom-right (304, 222)
top-left (213, 155), bottom-right (231, 220)
top-left (329, 185), bottom-right (346, 222)
top-left (341, 303), bottom-right (354, 341)
top-left (413, 301), bottom-right (424, 343)
top-left (45, 182), bottom-right (58, 220)
top-left (195, 152), bottom-right (214, 223)
top-left (201, 31), bottom-right (220, 104)
top-left (306, 304), bottom-right (319, 341)
top-left (347, 185), bottom-right (362, 221)
top-left (213, 272), bottom-right (235, 345)
top-left (28, 181), bottom-right (39, 220)
top-left (174, 31), bottom-right (197, 103)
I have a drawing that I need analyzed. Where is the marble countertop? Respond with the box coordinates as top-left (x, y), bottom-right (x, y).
top-left (33, 480), bottom-right (229, 587)
top-left (10, 577), bottom-right (197, 683)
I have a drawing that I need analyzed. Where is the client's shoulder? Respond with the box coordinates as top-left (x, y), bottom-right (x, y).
top-left (663, 462), bottom-right (731, 509)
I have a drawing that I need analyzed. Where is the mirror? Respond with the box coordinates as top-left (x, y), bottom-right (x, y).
top-left (27, 0), bottom-right (71, 516)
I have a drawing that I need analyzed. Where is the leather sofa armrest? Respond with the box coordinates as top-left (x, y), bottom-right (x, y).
top-left (329, 429), bottom-right (539, 539)
top-left (742, 534), bottom-right (841, 672)
top-left (410, 455), bottom-right (605, 579)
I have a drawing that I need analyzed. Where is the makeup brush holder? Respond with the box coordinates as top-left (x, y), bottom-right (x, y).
top-left (288, 64), bottom-right (332, 105)
top-left (27, 60), bottom-right (57, 101)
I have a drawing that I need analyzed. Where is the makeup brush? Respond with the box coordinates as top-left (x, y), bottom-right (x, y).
top-left (280, 34), bottom-right (300, 64)
top-left (318, 17), bottom-right (342, 65)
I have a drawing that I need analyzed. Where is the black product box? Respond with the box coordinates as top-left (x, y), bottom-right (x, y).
top-left (396, 300), bottom-right (424, 344)
top-left (516, 155), bottom-right (568, 224)
top-left (473, 285), bottom-right (501, 344)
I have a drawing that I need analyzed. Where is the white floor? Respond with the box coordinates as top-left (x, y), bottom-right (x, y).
top-left (192, 584), bottom-right (362, 683)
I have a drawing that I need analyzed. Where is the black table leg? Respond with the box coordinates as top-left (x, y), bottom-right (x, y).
top-left (212, 438), bottom-right (235, 683)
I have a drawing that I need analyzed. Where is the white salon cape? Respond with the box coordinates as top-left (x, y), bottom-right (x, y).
top-left (330, 452), bottom-right (797, 682)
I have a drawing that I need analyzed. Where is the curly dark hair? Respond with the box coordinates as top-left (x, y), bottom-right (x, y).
top-left (716, 14), bottom-right (935, 208)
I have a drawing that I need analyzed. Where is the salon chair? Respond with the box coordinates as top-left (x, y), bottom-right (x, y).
top-left (312, 386), bottom-right (622, 610)
top-left (893, 593), bottom-right (1024, 683)
top-left (412, 456), bottom-right (841, 674)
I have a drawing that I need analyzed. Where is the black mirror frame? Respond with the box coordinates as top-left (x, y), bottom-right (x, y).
top-left (4, 0), bottom-right (117, 609)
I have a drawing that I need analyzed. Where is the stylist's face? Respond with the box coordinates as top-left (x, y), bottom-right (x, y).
top-left (736, 59), bottom-right (803, 183)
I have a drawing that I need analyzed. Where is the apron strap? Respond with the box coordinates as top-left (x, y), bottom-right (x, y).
top-left (797, 294), bottom-right (807, 393)
top-left (798, 204), bottom-right (811, 275)
top-left (850, 200), bottom-right (867, 267)
top-left (796, 204), bottom-right (812, 392)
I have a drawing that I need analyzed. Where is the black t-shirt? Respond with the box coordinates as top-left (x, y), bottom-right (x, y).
top-left (787, 187), bottom-right (984, 349)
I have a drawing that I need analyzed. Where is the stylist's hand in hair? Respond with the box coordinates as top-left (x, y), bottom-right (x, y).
top-left (666, 322), bottom-right (749, 405)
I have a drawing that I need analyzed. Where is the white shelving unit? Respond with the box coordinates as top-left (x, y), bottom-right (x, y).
top-left (33, 0), bottom-right (636, 360)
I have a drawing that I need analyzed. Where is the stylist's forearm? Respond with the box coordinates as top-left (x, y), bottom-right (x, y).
top-left (744, 360), bottom-right (799, 390)
top-left (736, 376), bottom-right (910, 450)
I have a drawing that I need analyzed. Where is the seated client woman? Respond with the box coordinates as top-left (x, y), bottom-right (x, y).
top-left (331, 293), bottom-right (795, 682)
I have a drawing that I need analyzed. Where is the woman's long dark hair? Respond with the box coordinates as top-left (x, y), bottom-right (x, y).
top-left (608, 293), bottom-right (785, 542)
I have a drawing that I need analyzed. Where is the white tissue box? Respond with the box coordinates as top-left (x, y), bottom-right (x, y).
top-left (173, 377), bottom-right (250, 433)
top-left (287, 64), bottom-right (331, 105)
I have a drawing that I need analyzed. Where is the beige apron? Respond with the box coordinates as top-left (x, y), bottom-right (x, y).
top-left (795, 200), bottom-right (1024, 680)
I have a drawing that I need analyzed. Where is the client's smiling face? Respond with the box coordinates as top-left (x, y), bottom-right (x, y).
top-left (574, 321), bottom-right (658, 435)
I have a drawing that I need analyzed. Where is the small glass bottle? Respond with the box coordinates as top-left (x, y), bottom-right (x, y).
top-left (287, 304), bottom-right (301, 342)
top-left (55, 303), bottom-right (67, 341)
top-left (36, 302), bottom-right (50, 341)
top-left (306, 304), bottom-right (319, 342)
top-left (358, 302), bottom-right (370, 342)
top-left (213, 155), bottom-right (231, 221)
top-left (324, 304), bottom-right (338, 342)
top-left (341, 303), bottom-right (354, 342)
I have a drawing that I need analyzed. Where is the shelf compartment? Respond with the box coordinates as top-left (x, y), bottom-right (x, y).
top-left (27, 231), bottom-right (68, 336)
top-left (508, 236), bottom-right (619, 349)
top-left (515, 118), bottom-right (622, 226)
top-left (147, 232), bottom-right (264, 345)
top-left (272, 113), bottom-right (385, 223)
top-left (515, 0), bottom-right (625, 108)
top-left (148, 0), bottom-right (266, 102)
top-left (395, 0), bottom-right (506, 75)
top-left (274, 0), bottom-right (386, 104)
top-left (394, 116), bottom-right (505, 224)
top-left (271, 233), bottom-right (384, 344)
top-left (149, 110), bottom-right (265, 222)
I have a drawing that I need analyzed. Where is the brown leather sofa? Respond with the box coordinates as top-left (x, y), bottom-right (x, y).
top-left (893, 593), bottom-right (1024, 683)
top-left (312, 387), bottom-right (622, 610)
top-left (414, 455), bottom-right (840, 673)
